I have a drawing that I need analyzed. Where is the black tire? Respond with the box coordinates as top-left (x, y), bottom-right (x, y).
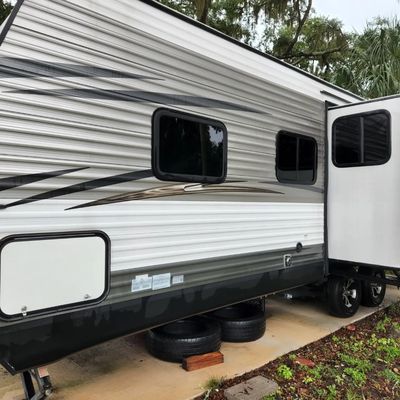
top-left (360, 268), bottom-right (386, 307)
top-left (145, 316), bottom-right (221, 363)
top-left (207, 303), bottom-right (266, 342)
top-left (327, 276), bottom-right (361, 318)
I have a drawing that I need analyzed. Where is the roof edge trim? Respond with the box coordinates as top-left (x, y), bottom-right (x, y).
top-left (0, 0), bottom-right (25, 46)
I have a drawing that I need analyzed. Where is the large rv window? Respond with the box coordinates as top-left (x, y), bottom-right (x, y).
top-left (276, 132), bottom-right (317, 184)
top-left (152, 109), bottom-right (227, 183)
top-left (333, 111), bottom-right (390, 167)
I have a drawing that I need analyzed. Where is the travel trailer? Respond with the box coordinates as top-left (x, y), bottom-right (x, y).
top-left (0, 0), bottom-right (398, 385)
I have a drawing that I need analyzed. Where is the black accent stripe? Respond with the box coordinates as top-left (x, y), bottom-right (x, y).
top-left (0, 0), bottom-right (25, 46)
top-left (0, 262), bottom-right (324, 374)
top-left (9, 89), bottom-right (261, 113)
top-left (0, 169), bottom-right (153, 209)
top-left (261, 180), bottom-right (324, 194)
top-left (0, 167), bottom-right (87, 192)
top-left (0, 57), bottom-right (162, 80)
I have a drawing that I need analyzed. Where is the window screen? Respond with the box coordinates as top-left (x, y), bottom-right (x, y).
top-left (333, 111), bottom-right (390, 167)
top-left (152, 109), bottom-right (227, 183)
top-left (276, 131), bottom-right (317, 184)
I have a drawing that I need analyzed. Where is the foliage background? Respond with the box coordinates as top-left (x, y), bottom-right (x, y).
top-left (157, 0), bottom-right (400, 98)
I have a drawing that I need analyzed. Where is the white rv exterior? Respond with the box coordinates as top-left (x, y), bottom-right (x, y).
top-left (1, 0), bottom-right (392, 375)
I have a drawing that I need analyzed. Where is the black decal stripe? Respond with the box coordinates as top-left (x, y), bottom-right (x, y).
top-left (0, 169), bottom-right (154, 209)
top-left (261, 180), bottom-right (324, 194)
top-left (0, 167), bottom-right (87, 192)
top-left (69, 184), bottom-right (283, 210)
top-left (9, 89), bottom-right (261, 113)
top-left (0, 57), bottom-right (161, 80)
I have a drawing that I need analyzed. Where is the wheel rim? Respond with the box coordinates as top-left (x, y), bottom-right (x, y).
top-left (342, 279), bottom-right (357, 308)
top-left (371, 272), bottom-right (384, 299)
top-left (371, 283), bottom-right (382, 298)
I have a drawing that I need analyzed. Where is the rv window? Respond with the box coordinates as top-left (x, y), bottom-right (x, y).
top-left (276, 132), bottom-right (317, 184)
top-left (333, 111), bottom-right (390, 167)
top-left (152, 109), bottom-right (227, 183)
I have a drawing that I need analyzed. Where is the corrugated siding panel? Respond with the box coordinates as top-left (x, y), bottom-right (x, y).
top-left (0, 0), bottom-right (326, 295)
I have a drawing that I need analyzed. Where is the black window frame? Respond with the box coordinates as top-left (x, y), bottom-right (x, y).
top-left (332, 110), bottom-right (391, 168)
top-left (152, 108), bottom-right (228, 184)
top-left (275, 131), bottom-right (318, 185)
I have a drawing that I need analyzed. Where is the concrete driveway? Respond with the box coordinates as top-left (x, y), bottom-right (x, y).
top-left (1, 288), bottom-right (399, 400)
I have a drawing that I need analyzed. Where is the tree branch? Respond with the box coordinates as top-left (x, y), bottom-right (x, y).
top-left (278, 46), bottom-right (344, 60)
top-left (282, 0), bottom-right (313, 57)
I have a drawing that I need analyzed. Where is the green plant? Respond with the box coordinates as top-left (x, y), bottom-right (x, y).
top-left (326, 384), bottom-right (337, 400)
top-left (202, 376), bottom-right (224, 400)
top-left (308, 365), bottom-right (324, 379)
top-left (302, 375), bottom-right (314, 384)
top-left (380, 368), bottom-right (400, 384)
top-left (344, 367), bottom-right (366, 386)
top-left (332, 335), bottom-right (340, 343)
top-left (339, 354), bottom-right (372, 373)
top-left (315, 387), bottom-right (328, 397)
top-left (376, 316), bottom-right (391, 332)
top-left (277, 364), bottom-right (293, 380)
top-left (376, 337), bottom-right (400, 362)
top-left (262, 395), bottom-right (277, 400)
top-left (346, 390), bottom-right (362, 400)
top-left (334, 373), bottom-right (345, 385)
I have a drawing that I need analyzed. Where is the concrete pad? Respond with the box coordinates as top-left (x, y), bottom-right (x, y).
top-left (225, 376), bottom-right (278, 400)
top-left (0, 287), bottom-right (398, 400)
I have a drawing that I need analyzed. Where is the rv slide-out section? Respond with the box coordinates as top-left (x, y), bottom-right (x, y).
top-left (328, 97), bottom-right (400, 269)
top-left (0, 0), bottom-right (360, 374)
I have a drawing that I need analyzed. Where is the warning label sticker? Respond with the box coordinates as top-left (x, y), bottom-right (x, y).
top-left (131, 275), bottom-right (153, 293)
top-left (152, 273), bottom-right (171, 290)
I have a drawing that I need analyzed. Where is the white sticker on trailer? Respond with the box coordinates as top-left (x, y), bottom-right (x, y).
top-left (172, 275), bottom-right (184, 285)
top-left (131, 275), bottom-right (153, 293)
top-left (152, 273), bottom-right (171, 290)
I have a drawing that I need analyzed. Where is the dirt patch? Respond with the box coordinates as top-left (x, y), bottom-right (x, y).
top-left (196, 302), bottom-right (400, 400)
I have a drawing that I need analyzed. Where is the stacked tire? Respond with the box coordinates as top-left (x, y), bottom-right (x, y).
top-left (146, 316), bottom-right (221, 362)
top-left (145, 302), bottom-right (267, 362)
top-left (207, 302), bottom-right (266, 342)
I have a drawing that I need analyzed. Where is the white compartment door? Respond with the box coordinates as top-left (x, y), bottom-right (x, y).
top-left (0, 232), bottom-right (109, 318)
top-left (328, 97), bottom-right (400, 268)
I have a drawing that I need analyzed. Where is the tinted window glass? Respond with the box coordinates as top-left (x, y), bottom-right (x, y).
top-left (364, 113), bottom-right (390, 163)
top-left (298, 137), bottom-right (316, 182)
top-left (333, 111), bottom-right (390, 167)
top-left (276, 132), bottom-right (317, 184)
top-left (334, 116), bottom-right (361, 165)
top-left (153, 110), bottom-right (226, 183)
top-left (276, 134), bottom-right (297, 182)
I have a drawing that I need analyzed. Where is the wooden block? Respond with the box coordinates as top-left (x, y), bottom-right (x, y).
top-left (182, 351), bottom-right (224, 371)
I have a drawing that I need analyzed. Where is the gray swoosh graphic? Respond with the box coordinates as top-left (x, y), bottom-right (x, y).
top-left (8, 89), bottom-right (261, 113)
top-left (0, 57), bottom-right (161, 80)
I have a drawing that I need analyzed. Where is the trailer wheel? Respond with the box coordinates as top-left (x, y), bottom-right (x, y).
top-left (360, 268), bottom-right (386, 307)
top-left (207, 303), bottom-right (266, 342)
top-left (145, 316), bottom-right (221, 362)
top-left (327, 276), bottom-right (361, 318)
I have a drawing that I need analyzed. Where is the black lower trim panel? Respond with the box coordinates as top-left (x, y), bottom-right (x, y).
top-left (0, 262), bottom-right (323, 374)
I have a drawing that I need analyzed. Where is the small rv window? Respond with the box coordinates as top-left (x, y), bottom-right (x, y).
top-left (276, 131), bottom-right (317, 184)
top-left (152, 109), bottom-right (227, 183)
top-left (333, 111), bottom-right (390, 167)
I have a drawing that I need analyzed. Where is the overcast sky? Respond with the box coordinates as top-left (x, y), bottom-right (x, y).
top-left (313, 0), bottom-right (400, 32)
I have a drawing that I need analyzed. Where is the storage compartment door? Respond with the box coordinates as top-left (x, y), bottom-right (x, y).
top-left (0, 232), bottom-right (109, 318)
